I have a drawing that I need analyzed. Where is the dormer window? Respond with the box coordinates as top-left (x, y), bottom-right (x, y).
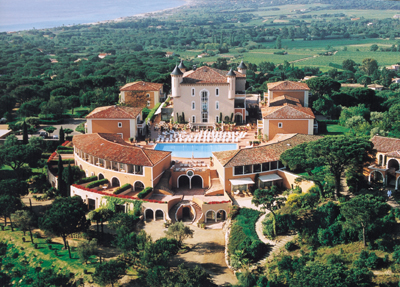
top-left (118, 122), bottom-right (122, 128)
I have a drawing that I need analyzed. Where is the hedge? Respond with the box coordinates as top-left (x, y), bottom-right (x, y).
top-left (75, 176), bottom-right (98, 184)
top-left (42, 153), bottom-right (52, 159)
top-left (48, 158), bottom-right (75, 164)
top-left (228, 208), bottom-right (267, 263)
top-left (38, 119), bottom-right (64, 125)
top-left (57, 150), bottom-right (74, 154)
top-left (318, 119), bottom-right (339, 125)
top-left (57, 146), bottom-right (74, 150)
top-left (145, 103), bottom-right (161, 123)
top-left (114, 184), bottom-right (132, 195)
top-left (138, 187), bottom-right (153, 199)
top-left (86, 179), bottom-right (109, 188)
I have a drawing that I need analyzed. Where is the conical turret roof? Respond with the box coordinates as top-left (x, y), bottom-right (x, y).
top-left (238, 60), bottom-right (247, 69)
top-left (226, 68), bottom-right (236, 77)
top-left (171, 65), bottom-right (183, 76)
top-left (178, 60), bottom-right (187, 70)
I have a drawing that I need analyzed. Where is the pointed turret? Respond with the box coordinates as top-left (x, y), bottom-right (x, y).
top-left (237, 61), bottom-right (247, 75)
top-left (178, 60), bottom-right (187, 73)
top-left (226, 69), bottom-right (236, 99)
top-left (171, 65), bottom-right (183, 98)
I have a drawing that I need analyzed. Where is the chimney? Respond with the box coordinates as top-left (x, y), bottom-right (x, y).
top-left (192, 65), bottom-right (197, 71)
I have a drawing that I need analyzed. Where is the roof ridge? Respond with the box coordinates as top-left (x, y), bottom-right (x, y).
top-left (222, 149), bottom-right (242, 167)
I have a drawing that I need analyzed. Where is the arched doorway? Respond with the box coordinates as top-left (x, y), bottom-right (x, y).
top-left (387, 159), bottom-right (399, 186)
top-left (235, 114), bottom-right (243, 124)
top-left (79, 165), bottom-right (83, 170)
top-left (370, 170), bottom-right (384, 184)
top-left (111, 177), bottom-right (120, 187)
top-left (206, 210), bottom-right (215, 223)
top-left (98, 173), bottom-right (104, 180)
top-left (145, 209), bottom-right (154, 221)
top-left (155, 210), bottom-right (164, 221)
top-left (182, 206), bottom-right (193, 222)
top-left (191, 175), bottom-right (203, 189)
top-left (217, 210), bottom-right (226, 222)
top-left (134, 181), bottom-right (145, 192)
top-left (178, 175), bottom-right (190, 189)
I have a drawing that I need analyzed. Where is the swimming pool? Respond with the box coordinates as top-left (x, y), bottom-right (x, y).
top-left (154, 143), bottom-right (238, 158)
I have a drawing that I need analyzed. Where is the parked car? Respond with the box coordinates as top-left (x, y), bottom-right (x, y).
top-left (39, 131), bottom-right (48, 139)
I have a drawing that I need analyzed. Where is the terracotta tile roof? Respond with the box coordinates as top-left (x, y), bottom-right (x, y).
top-left (213, 133), bottom-right (322, 167)
top-left (181, 66), bottom-right (245, 84)
top-left (73, 133), bottom-right (171, 167)
top-left (267, 81), bottom-right (309, 91)
top-left (262, 104), bottom-right (315, 119)
top-left (86, 105), bottom-right (142, 119)
top-left (120, 81), bottom-right (163, 92)
top-left (371, 136), bottom-right (400, 153)
top-left (269, 95), bottom-right (302, 107)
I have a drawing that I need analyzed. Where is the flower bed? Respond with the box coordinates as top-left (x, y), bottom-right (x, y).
top-left (204, 200), bottom-right (231, 204)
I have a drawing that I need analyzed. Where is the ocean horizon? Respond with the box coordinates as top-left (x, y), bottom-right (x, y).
top-left (0, 0), bottom-right (185, 32)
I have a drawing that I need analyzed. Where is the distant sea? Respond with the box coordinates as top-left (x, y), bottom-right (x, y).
top-left (0, 0), bottom-right (185, 32)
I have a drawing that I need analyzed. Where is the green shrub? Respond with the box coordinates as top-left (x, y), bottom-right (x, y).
top-left (354, 251), bottom-right (382, 270)
top-left (138, 187), bottom-right (153, 199)
top-left (76, 123), bottom-right (85, 134)
top-left (86, 179), bottom-right (109, 188)
top-left (76, 176), bottom-right (97, 184)
top-left (228, 208), bottom-right (266, 262)
top-left (393, 246), bottom-right (400, 264)
top-left (58, 150), bottom-right (73, 154)
top-left (114, 184), bottom-right (132, 195)
top-left (285, 241), bottom-right (297, 251)
top-left (263, 213), bottom-right (297, 239)
top-left (145, 103), bottom-right (161, 123)
top-left (57, 146), bottom-right (74, 150)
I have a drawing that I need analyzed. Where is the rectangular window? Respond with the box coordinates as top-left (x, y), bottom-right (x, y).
top-left (192, 102), bottom-right (195, 110)
top-left (202, 113), bottom-right (208, 123)
top-left (216, 88), bottom-right (219, 96)
top-left (253, 164), bottom-right (261, 173)
top-left (262, 162), bottom-right (270, 171)
top-left (192, 116), bottom-right (196, 123)
top-left (216, 116), bottom-right (219, 123)
top-left (244, 165), bottom-right (252, 174)
top-left (232, 184), bottom-right (247, 192)
top-left (278, 122), bottom-right (283, 128)
top-left (278, 161), bottom-right (285, 169)
top-left (215, 101), bottom-right (219, 110)
top-left (118, 122), bottom-right (122, 128)
top-left (135, 165), bottom-right (143, 175)
top-left (271, 161), bottom-right (278, 170)
top-left (234, 166), bottom-right (243, 175)
top-left (191, 88), bottom-right (195, 96)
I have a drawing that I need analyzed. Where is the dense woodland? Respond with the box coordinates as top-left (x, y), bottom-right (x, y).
top-left (2, 0), bottom-right (400, 286)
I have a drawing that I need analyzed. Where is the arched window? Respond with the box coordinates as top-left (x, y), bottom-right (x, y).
top-left (191, 101), bottom-right (195, 110)
top-left (134, 181), bottom-right (145, 192)
top-left (216, 116), bottom-right (219, 123)
top-left (192, 116), bottom-right (196, 123)
top-left (215, 101), bottom-right (219, 110)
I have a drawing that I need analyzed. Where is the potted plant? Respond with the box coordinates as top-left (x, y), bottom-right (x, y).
top-left (129, 137), bottom-right (133, 143)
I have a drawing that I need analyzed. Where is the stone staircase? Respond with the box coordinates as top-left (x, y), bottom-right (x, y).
top-left (205, 169), bottom-right (224, 195)
top-left (154, 170), bottom-right (174, 195)
top-left (192, 201), bottom-right (203, 224)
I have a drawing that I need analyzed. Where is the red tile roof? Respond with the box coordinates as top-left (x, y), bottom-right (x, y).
top-left (269, 95), bottom-right (302, 107)
top-left (120, 81), bottom-right (163, 92)
top-left (73, 133), bottom-right (171, 167)
top-left (267, 81), bottom-right (309, 91)
top-left (86, 105), bottom-right (142, 119)
top-left (213, 133), bottom-right (322, 167)
top-left (262, 104), bottom-right (315, 119)
top-left (182, 66), bottom-right (245, 84)
top-left (371, 136), bottom-right (400, 153)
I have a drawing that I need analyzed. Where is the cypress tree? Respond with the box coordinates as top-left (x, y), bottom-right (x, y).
top-left (22, 121), bottom-right (28, 144)
top-left (59, 126), bottom-right (65, 145)
top-left (57, 154), bottom-right (64, 195)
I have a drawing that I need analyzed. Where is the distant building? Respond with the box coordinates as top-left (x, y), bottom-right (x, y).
top-left (170, 60), bottom-right (249, 125)
top-left (98, 53), bottom-right (111, 59)
top-left (165, 51), bottom-right (174, 58)
top-left (119, 81), bottom-right (165, 109)
top-left (86, 105), bottom-right (145, 140)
